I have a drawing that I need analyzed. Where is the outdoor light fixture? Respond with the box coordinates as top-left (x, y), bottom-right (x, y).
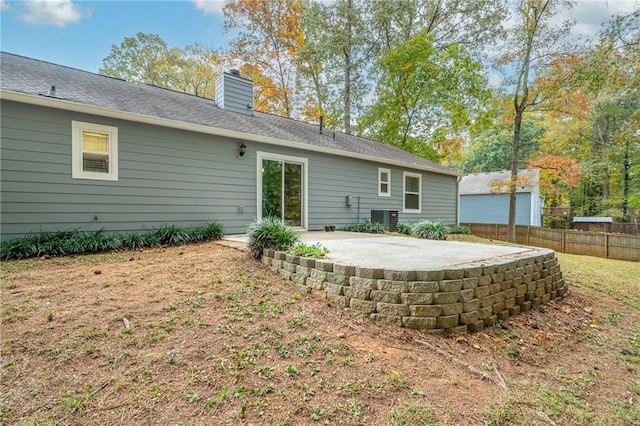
top-left (239, 142), bottom-right (247, 157)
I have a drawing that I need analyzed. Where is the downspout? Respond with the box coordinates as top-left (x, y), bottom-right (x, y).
top-left (456, 175), bottom-right (461, 225)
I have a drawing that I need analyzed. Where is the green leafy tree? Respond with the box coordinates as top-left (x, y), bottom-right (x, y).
top-left (359, 32), bottom-right (491, 162)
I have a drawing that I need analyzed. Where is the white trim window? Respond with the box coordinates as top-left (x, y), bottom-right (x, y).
top-left (72, 121), bottom-right (118, 181)
top-left (403, 172), bottom-right (422, 213)
top-left (378, 168), bottom-right (391, 197)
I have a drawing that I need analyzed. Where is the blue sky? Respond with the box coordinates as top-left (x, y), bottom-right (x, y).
top-left (1, 1), bottom-right (232, 72)
top-left (1, 0), bottom-right (638, 75)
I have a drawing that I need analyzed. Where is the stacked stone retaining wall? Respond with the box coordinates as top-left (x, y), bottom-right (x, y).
top-left (262, 247), bottom-right (567, 334)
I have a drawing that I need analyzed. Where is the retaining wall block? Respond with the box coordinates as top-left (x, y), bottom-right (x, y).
top-left (408, 281), bottom-right (439, 293)
top-left (296, 265), bottom-right (312, 277)
top-left (516, 284), bottom-right (527, 296)
top-left (460, 311), bottom-right (479, 325)
top-left (415, 270), bottom-right (445, 281)
top-left (460, 289), bottom-right (475, 302)
top-left (446, 325), bottom-right (469, 334)
top-left (464, 266), bottom-right (483, 278)
top-left (334, 264), bottom-right (355, 276)
top-left (504, 298), bottom-right (516, 310)
top-left (436, 314), bottom-right (459, 329)
top-left (439, 279), bottom-right (463, 292)
top-left (491, 272), bottom-right (504, 284)
top-left (310, 269), bottom-right (327, 281)
top-left (261, 256), bottom-right (271, 266)
top-left (509, 306), bottom-right (521, 316)
top-left (355, 267), bottom-right (384, 279)
top-left (293, 284), bottom-right (311, 294)
top-left (483, 265), bottom-right (496, 275)
top-left (490, 283), bottom-right (502, 295)
top-left (377, 280), bottom-right (409, 293)
top-left (327, 294), bottom-right (350, 308)
top-left (468, 320), bottom-right (485, 332)
top-left (521, 300), bottom-right (532, 311)
top-left (479, 296), bottom-right (493, 308)
top-left (329, 274), bottom-right (350, 286)
top-left (410, 305), bottom-right (442, 317)
top-left (343, 287), bottom-right (370, 300)
top-left (286, 254), bottom-right (300, 265)
top-left (505, 288), bottom-right (517, 299)
top-left (349, 299), bottom-right (377, 313)
top-left (497, 311), bottom-right (509, 321)
top-left (315, 260), bottom-right (334, 272)
top-left (370, 290), bottom-right (402, 304)
top-left (513, 276), bottom-right (523, 286)
top-left (492, 301), bottom-right (505, 314)
top-left (299, 257), bottom-right (316, 268)
top-left (474, 286), bottom-right (491, 298)
top-left (478, 306), bottom-right (493, 320)
top-left (279, 270), bottom-right (292, 280)
top-left (349, 277), bottom-right (378, 290)
top-left (271, 259), bottom-right (283, 270)
top-left (263, 248), bottom-right (275, 257)
top-left (433, 291), bottom-right (460, 304)
top-left (384, 270), bottom-right (416, 281)
top-left (493, 291), bottom-right (506, 303)
top-left (291, 274), bottom-right (307, 286)
top-left (515, 295), bottom-right (525, 305)
top-left (325, 283), bottom-right (344, 296)
top-left (463, 299), bottom-right (480, 313)
top-left (370, 313), bottom-right (402, 327)
top-left (515, 267), bottom-right (525, 277)
top-left (541, 293), bottom-right (551, 304)
top-left (343, 308), bottom-right (370, 318)
top-left (376, 302), bottom-right (411, 317)
top-left (462, 277), bottom-right (479, 290)
top-left (400, 293), bottom-right (433, 305)
top-left (422, 328), bottom-right (445, 336)
top-left (501, 279), bottom-right (514, 291)
top-left (504, 270), bottom-right (515, 281)
top-left (443, 268), bottom-right (465, 280)
top-left (402, 316), bottom-right (436, 330)
top-left (441, 302), bottom-right (463, 315)
top-left (478, 275), bottom-right (492, 286)
top-left (306, 277), bottom-right (326, 290)
top-left (283, 262), bottom-right (297, 273)
top-left (484, 315), bottom-right (498, 326)
top-left (274, 251), bottom-right (286, 260)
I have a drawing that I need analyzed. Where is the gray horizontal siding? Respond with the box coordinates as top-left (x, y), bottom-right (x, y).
top-left (1, 100), bottom-right (458, 240)
top-left (460, 193), bottom-right (532, 225)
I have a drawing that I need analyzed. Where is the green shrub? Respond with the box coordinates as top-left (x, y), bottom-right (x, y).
top-left (247, 217), bottom-right (299, 259)
top-left (448, 225), bottom-right (471, 235)
top-left (342, 220), bottom-right (386, 234)
top-left (413, 220), bottom-right (450, 240)
top-left (0, 222), bottom-right (224, 260)
top-left (288, 242), bottom-right (329, 258)
top-left (396, 223), bottom-right (413, 235)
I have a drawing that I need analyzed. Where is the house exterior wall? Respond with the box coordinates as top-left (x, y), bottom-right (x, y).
top-left (459, 193), bottom-right (535, 226)
top-left (0, 100), bottom-right (458, 240)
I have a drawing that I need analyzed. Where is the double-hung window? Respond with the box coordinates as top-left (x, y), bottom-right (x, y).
top-left (378, 168), bottom-right (390, 196)
top-left (403, 172), bottom-right (421, 213)
top-left (72, 121), bottom-right (118, 181)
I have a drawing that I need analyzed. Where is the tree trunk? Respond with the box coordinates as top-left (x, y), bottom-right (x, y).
top-left (507, 109), bottom-right (523, 242)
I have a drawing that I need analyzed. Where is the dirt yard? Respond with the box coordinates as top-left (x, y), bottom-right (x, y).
top-left (1, 240), bottom-right (639, 425)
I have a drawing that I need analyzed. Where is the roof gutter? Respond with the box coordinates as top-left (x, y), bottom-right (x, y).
top-left (0, 90), bottom-right (460, 177)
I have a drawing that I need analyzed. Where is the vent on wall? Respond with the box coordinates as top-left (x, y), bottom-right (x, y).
top-left (371, 210), bottom-right (398, 232)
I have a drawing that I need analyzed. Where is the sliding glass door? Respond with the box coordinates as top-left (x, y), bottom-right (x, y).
top-left (259, 154), bottom-right (306, 228)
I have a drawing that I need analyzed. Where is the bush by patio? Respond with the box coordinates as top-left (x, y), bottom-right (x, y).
top-left (247, 217), bottom-right (299, 259)
top-left (413, 220), bottom-right (451, 240)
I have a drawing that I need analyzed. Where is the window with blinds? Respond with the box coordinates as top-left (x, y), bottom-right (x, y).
top-left (403, 172), bottom-right (421, 213)
top-left (72, 121), bottom-right (118, 181)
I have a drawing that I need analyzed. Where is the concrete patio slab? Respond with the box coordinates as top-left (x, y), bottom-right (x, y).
top-left (225, 231), bottom-right (534, 270)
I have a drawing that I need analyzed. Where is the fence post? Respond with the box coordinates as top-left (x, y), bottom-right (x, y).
top-left (561, 230), bottom-right (566, 253)
top-left (605, 233), bottom-right (609, 259)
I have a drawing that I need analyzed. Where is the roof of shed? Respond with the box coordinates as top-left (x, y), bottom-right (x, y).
top-left (0, 52), bottom-right (458, 176)
top-left (459, 169), bottom-right (540, 195)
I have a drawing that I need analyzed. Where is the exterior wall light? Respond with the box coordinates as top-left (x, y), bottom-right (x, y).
top-left (239, 142), bottom-right (247, 157)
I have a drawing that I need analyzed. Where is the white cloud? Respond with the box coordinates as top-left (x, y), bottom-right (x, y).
top-left (1, 0), bottom-right (9, 11)
top-left (19, 0), bottom-right (88, 27)
top-left (192, 0), bottom-right (226, 16)
top-left (561, 0), bottom-right (639, 38)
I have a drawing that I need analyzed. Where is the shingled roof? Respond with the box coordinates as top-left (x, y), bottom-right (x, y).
top-left (0, 52), bottom-right (459, 176)
top-left (459, 169), bottom-right (540, 195)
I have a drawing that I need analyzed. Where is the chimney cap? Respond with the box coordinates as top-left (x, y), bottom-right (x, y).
top-left (229, 69), bottom-right (240, 77)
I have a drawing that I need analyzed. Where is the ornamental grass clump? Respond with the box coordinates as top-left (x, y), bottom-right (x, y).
top-left (413, 220), bottom-right (451, 240)
top-left (247, 217), bottom-right (299, 259)
top-left (342, 220), bottom-right (386, 234)
top-left (395, 223), bottom-right (413, 235)
top-left (288, 242), bottom-right (329, 258)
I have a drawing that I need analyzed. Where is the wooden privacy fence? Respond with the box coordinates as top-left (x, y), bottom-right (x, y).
top-left (464, 223), bottom-right (640, 262)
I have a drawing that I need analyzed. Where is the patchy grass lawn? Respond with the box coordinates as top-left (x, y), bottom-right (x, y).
top-left (1, 240), bottom-right (638, 425)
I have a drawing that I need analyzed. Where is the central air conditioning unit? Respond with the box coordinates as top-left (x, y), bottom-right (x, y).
top-left (371, 210), bottom-right (399, 232)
